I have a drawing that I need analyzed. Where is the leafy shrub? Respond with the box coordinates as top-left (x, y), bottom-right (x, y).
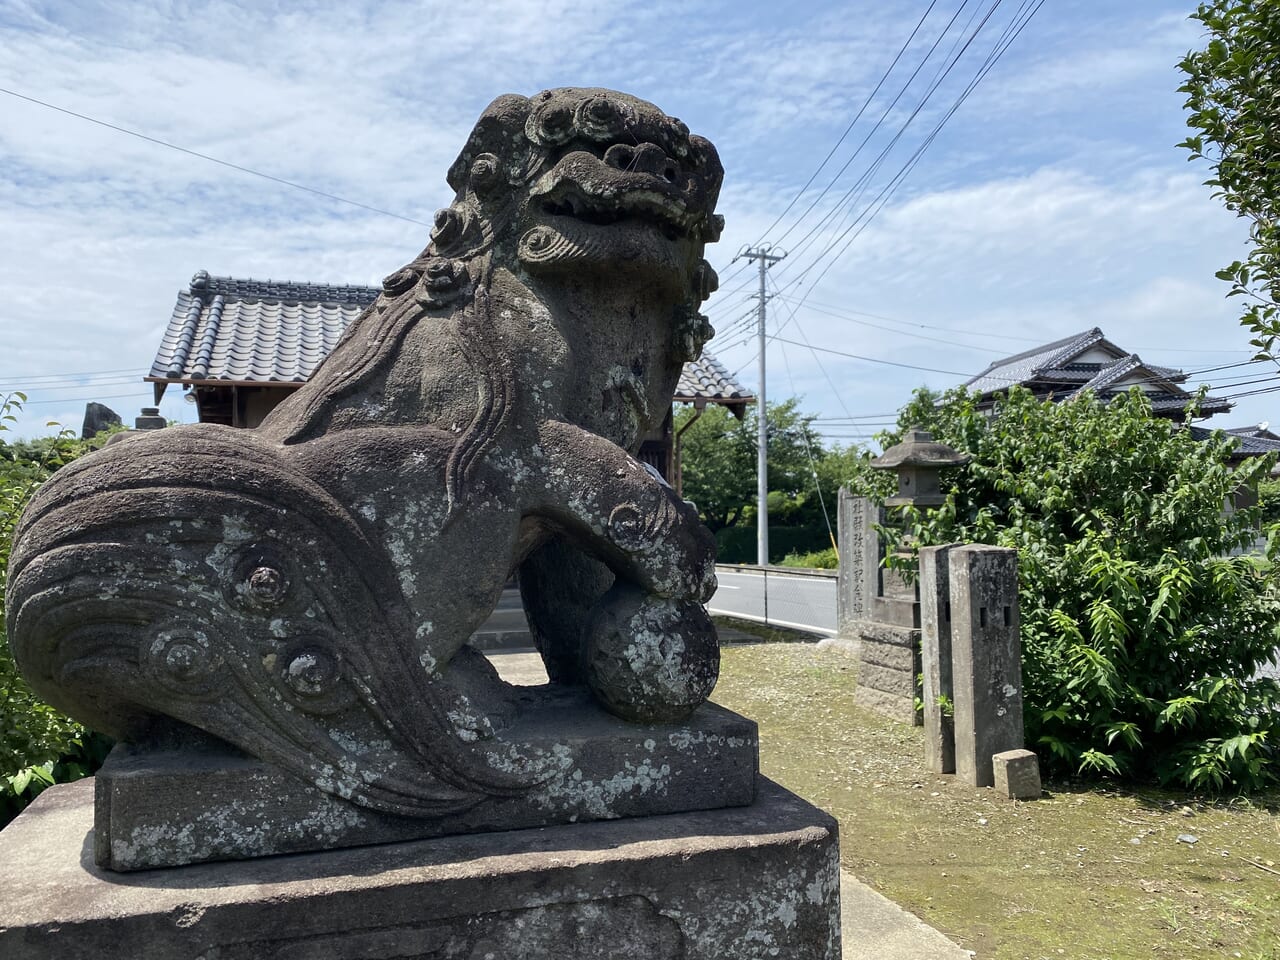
top-left (714, 525), bottom-right (832, 565)
top-left (778, 548), bottom-right (839, 570)
top-left (850, 385), bottom-right (1280, 792)
top-left (1, 393), bottom-right (114, 825)
top-left (1258, 476), bottom-right (1280, 525)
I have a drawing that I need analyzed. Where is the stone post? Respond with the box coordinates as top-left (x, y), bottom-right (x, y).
top-left (948, 545), bottom-right (1022, 788)
top-left (919, 544), bottom-right (959, 774)
top-left (836, 487), bottom-right (881, 633)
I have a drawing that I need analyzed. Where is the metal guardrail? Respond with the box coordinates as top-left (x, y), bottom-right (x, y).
top-left (708, 564), bottom-right (839, 636)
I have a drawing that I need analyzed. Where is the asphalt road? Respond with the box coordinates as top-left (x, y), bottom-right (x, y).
top-left (707, 566), bottom-right (838, 636)
top-left (472, 566), bottom-right (840, 648)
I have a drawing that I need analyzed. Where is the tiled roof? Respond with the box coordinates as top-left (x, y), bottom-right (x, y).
top-left (151, 271), bottom-right (373, 383)
top-left (150, 271), bottom-right (751, 405)
top-left (1224, 423), bottom-right (1280, 440)
top-left (676, 354), bottom-right (753, 404)
top-left (1187, 425), bottom-right (1280, 457)
top-left (1148, 394), bottom-right (1231, 415)
top-left (963, 327), bottom-right (1227, 417)
top-left (964, 327), bottom-right (1106, 395)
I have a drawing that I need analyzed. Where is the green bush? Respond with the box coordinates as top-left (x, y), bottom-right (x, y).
top-left (1, 393), bottom-right (114, 826)
top-left (848, 385), bottom-right (1280, 792)
top-left (714, 524), bottom-right (832, 565)
top-left (777, 548), bottom-right (839, 570)
top-left (1258, 476), bottom-right (1280, 525)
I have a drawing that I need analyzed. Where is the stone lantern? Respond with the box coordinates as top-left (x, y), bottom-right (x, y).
top-left (870, 426), bottom-right (969, 507)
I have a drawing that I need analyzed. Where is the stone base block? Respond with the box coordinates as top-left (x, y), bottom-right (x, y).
top-left (993, 748), bottom-right (1042, 800)
top-left (0, 776), bottom-right (841, 960)
top-left (853, 684), bottom-right (918, 725)
top-left (848, 621), bottom-right (922, 726)
top-left (94, 687), bottom-right (758, 871)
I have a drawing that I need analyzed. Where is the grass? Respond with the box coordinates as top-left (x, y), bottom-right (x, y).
top-left (709, 635), bottom-right (1280, 960)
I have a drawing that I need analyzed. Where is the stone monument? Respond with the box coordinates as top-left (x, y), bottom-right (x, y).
top-left (1, 88), bottom-right (840, 958)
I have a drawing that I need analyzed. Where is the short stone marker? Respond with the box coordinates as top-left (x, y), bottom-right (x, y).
top-left (993, 748), bottom-right (1042, 800)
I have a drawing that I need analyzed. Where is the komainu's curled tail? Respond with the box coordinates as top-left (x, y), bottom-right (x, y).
top-left (6, 427), bottom-right (549, 816)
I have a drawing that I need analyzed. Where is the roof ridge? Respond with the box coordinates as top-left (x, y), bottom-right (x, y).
top-left (189, 270), bottom-right (380, 305)
top-left (1036, 327), bottom-right (1105, 374)
top-left (968, 327), bottom-right (1101, 380)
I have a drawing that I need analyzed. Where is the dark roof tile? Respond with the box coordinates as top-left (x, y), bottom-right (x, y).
top-left (963, 328), bottom-right (1227, 418)
top-left (153, 272), bottom-right (751, 406)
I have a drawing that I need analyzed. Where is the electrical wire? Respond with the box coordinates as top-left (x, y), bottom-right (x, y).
top-left (782, 0), bottom-right (1045, 303)
top-left (774, 295), bottom-right (1002, 353)
top-left (777, 341), bottom-right (838, 554)
top-left (18, 390), bottom-right (157, 406)
top-left (0, 367), bottom-right (144, 386)
top-left (0, 86), bottom-right (434, 227)
top-left (775, 0), bottom-right (1012, 269)
top-left (766, 272), bottom-right (856, 419)
top-left (756, 0), bottom-right (945, 246)
top-left (768, 334), bottom-right (1015, 379)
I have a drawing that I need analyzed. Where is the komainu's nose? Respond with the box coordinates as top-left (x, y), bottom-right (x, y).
top-left (603, 142), bottom-right (680, 183)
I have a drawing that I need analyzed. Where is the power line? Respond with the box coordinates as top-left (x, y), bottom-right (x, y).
top-left (774, 295), bottom-right (1002, 353)
top-left (777, 341), bottom-right (838, 554)
top-left (0, 367), bottom-right (143, 385)
top-left (774, 0), bottom-right (978, 250)
top-left (755, 0), bottom-right (1044, 331)
top-left (769, 334), bottom-right (1004, 379)
top-left (0, 86), bottom-right (433, 228)
top-left (755, 0), bottom-right (944, 245)
top-left (1219, 383), bottom-right (1280, 402)
top-left (0, 377), bottom-right (142, 393)
top-left (773, 296), bottom-right (1258, 355)
top-left (775, 0), bottom-right (1012, 271)
top-left (18, 390), bottom-right (155, 406)
top-left (782, 0), bottom-right (1044, 302)
top-left (767, 273), bottom-right (855, 420)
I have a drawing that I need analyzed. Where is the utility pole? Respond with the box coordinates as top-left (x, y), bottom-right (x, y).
top-left (737, 245), bottom-right (786, 567)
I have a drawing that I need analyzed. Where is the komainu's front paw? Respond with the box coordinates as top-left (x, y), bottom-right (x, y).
top-left (584, 584), bottom-right (719, 723)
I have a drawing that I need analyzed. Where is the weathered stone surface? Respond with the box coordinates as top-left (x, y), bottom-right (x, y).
top-left (837, 491), bottom-right (881, 632)
top-left (919, 544), bottom-right (959, 774)
top-left (6, 89), bottom-right (732, 833)
top-left (0, 777), bottom-right (841, 960)
top-left (95, 689), bottom-right (758, 871)
top-left (858, 638), bottom-right (916, 673)
top-left (80, 402), bottom-right (121, 439)
top-left (870, 595), bottom-right (920, 629)
top-left (950, 545), bottom-right (1024, 788)
top-left (857, 660), bottom-right (916, 699)
top-left (993, 748), bottom-right (1042, 800)
top-left (854, 684), bottom-right (917, 725)
top-left (849, 619), bottom-right (919, 648)
top-left (880, 567), bottom-right (916, 602)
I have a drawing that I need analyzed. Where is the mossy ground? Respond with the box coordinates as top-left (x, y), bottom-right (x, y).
top-left (710, 629), bottom-right (1280, 960)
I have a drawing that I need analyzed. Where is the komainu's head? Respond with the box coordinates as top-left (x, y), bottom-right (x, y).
top-left (381, 87), bottom-right (724, 363)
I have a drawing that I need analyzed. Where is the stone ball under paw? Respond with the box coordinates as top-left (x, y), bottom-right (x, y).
top-left (584, 584), bottom-right (719, 723)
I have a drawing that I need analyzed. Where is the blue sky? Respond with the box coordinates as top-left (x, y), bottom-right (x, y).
top-left (0, 0), bottom-right (1263, 444)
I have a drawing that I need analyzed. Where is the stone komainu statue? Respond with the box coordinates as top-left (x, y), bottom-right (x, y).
top-left (7, 89), bottom-right (725, 818)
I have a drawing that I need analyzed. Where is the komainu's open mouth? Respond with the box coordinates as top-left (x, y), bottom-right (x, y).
top-left (537, 182), bottom-right (696, 242)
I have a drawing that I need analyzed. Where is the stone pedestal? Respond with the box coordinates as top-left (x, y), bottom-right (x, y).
top-left (0, 776), bottom-right (841, 960)
top-left (848, 620), bottom-right (920, 724)
top-left (95, 688), bottom-right (758, 871)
